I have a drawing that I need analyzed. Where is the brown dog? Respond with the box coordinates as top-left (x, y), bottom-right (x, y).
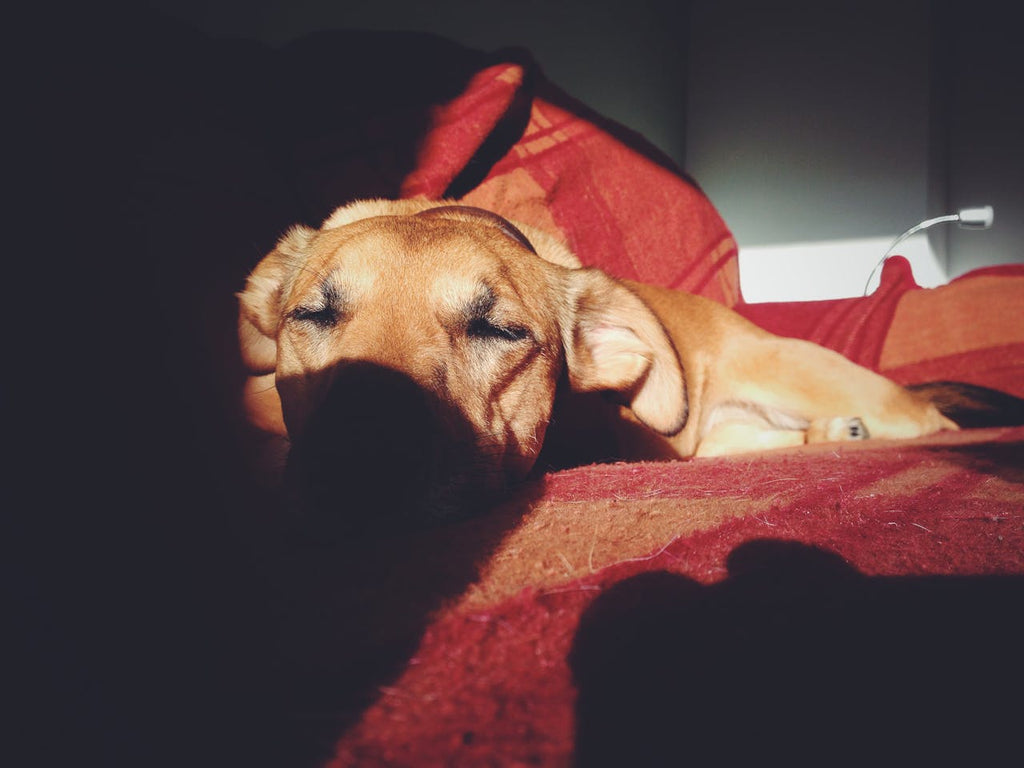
top-left (238, 199), bottom-right (960, 520)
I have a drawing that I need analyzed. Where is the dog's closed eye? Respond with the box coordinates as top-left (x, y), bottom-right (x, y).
top-left (287, 282), bottom-right (347, 329)
top-left (464, 286), bottom-right (531, 344)
top-left (467, 316), bottom-right (531, 343)
top-left (289, 304), bottom-right (340, 329)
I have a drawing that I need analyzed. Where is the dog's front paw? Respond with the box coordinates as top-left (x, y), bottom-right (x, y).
top-left (808, 416), bottom-right (871, 443)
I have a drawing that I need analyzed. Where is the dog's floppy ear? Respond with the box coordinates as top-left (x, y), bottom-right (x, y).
top-left (561, 269), bottom-right (688, 435)
top-left (237, 225), bottom-right (317, 373)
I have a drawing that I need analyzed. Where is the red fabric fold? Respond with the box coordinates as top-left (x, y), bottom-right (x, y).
top-left (734, 255), bottom-right (921, 369)
top-left (402, 61), bottom-right (741, 307)
top-left (401, 63), bottom-right (527, 199)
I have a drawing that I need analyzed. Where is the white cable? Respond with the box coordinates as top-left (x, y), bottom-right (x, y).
top-left (863, 206), bottom-right (993, 296)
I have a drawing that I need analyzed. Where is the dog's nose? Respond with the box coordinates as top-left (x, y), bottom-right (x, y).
top-left (321, 362), bottom-right (435, 453)
top-left (285, 362), bottom-right (467, 535)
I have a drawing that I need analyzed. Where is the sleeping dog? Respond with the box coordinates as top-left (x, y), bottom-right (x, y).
top-left (238, 199), bottom-right (1003, 523)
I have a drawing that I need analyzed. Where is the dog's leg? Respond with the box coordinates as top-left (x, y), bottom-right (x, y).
top-left (695, 422), bottom-right (808, 458)
top-left (720, 336), bottom-right (956, 445)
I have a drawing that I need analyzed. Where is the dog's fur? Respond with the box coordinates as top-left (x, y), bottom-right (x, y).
top-left (238, 199), bottom-right (964, 519)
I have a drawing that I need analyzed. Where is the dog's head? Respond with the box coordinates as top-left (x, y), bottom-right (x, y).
top-left (238, 201), bottom-right (686, 525)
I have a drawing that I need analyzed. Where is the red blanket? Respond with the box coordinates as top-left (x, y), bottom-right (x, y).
top-left (258, 59), bottom-right (1024, 766)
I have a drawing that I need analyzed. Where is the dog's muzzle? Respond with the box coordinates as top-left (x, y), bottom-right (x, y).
top-left (284, 362), bottom-right (489, 536)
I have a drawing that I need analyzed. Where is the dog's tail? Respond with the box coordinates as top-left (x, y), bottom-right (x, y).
top-left (907, 381), bottom-right (1024, 428)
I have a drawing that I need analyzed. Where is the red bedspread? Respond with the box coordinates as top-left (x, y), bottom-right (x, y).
top-left (330, 428), bottom-right (1024, 766)
top-left (254, 58), bottom-right (1024, 766)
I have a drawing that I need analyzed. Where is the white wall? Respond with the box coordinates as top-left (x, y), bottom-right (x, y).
top-left (686, 1), bottom-right (1022, 302)
top-left (685, 1), bottom-right (946, 301)
top-left (941, 0), bottom-right (1024, 278)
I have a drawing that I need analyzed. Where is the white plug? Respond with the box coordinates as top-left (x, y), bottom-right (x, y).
top-left (957, 206), bottom-right (994, 229)
top-left (863, 204), bottom-right (995, 295)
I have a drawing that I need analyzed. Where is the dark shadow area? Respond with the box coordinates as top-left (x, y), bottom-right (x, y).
top-left (18, 8), bottom-right (551, 767)
top-left (537, 389), bottom-right (684, 470)
top-left (233, 360), bottom-right (548, 766)
top-left (281, 361), bottom-right (514, 540)
top-left (921, 433), bottom-right (1024, 487)
top-left (235, 470), bottom-right (544, 768)
top-left (570, 539), bottom-right (1024, 767)
top-left (906, 382), bottom-right (1024, 430)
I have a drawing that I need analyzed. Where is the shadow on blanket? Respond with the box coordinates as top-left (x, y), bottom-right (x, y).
top-left (571, 539), bottom-right (1024, 767)
top-left (250, 484), bottom-right (546, 768)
